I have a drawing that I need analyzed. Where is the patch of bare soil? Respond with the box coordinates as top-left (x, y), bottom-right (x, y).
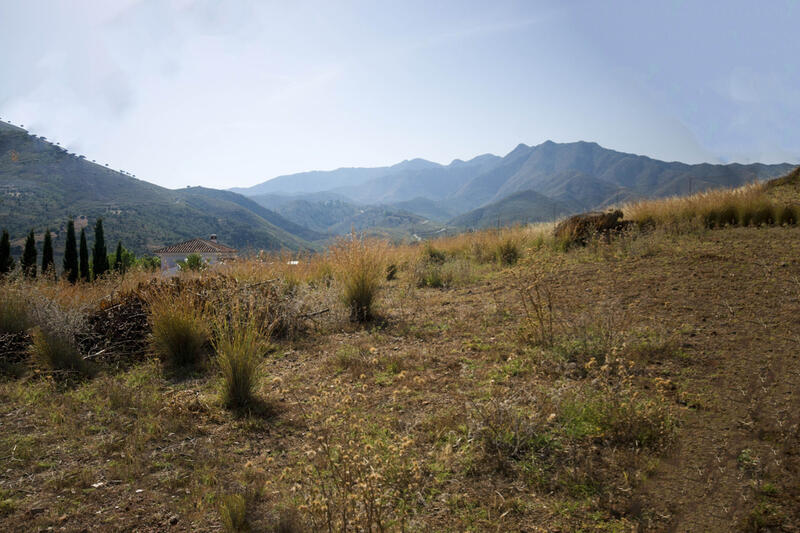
top-left (542, 228), bottom-right (800, 530)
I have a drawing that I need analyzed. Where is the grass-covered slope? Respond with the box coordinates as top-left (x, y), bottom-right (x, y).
top-left (251, 194), bottom-right (443, 240)
top-left (177, 187), bottom-right (326, 244)
top-left (449, 189), bottom-right (572, 229)
top-left (0, 121), bottom-right (312, 254)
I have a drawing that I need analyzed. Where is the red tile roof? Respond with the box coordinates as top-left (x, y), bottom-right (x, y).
top-left (153, 238), bottom-right (237, 255)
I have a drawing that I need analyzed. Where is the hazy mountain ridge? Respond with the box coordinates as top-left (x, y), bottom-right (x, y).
top-left (0, 121), bottom-right (313, 255)
top-left (233, 141), bottom-right (793, 228)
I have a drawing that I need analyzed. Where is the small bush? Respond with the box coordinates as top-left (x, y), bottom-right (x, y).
top-left (748, 201), bottom-right (775, 226)
top-left (470, 398), bottom-right (558, 469)
top-left (775, 204), bottom-right (798, 226)
top-left (148, 293), bottom-right (210, 369)
top-left (330, 345), bottom-right (371, 375)
top-left (0, 287), bottom-right (31, 334)
top-left (413, 260), bottom-right (444, 288)
top-left (293, 412), bottom-right (421, 532)
top-left (29, 326), bottom-right (87, 374)
top-left (385, 263), bottom-right (398, 281)
top-left (413, 257), bottom-right (473, 288)
top-left (330, 234), bottom-right (387, 322)
top-left (22, 292), bottom-right (89, 375)
top-left (494, 237), bottom-right (520, 265)
top-left (177, 253), bottom-right (208, 272)
top-left (213, 304), bottom-right (269, 409)
top-left (707, 203), bottom-right (739, 227)
top-left (220, 493), bottom-right (249, 532)
top-left (598, 393), bottom-right (676, 449)
top-left (422, 243), bottom-right (446, 264)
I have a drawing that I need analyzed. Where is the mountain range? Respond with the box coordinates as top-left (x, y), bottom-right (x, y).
top-left (1, 117), bottom-right (795, 258)
top-left (235, 140), bottom-right (794, 231)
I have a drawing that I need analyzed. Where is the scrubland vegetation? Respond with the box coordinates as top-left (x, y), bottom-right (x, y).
top-left (1, 170), bottom-right (800, 531)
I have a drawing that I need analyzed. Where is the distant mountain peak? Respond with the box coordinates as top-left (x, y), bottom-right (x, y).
top-left (392, 158), bottom-right (440, 170)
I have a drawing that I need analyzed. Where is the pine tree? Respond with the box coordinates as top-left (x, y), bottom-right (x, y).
top-left (63, 221), bottom-right (78, 283)
top-left (79, 228), bottom-right (90, 282)
top-left (41, 229), bottom-right (54, 277)
top-left (0, 229), bottom-right (13, 275)
top-left (21, 230), bottom-right (37, 278)
top-left (113, 241), bottom-right (123, 273)
top-left (92, 219), bottom-right (108, 280)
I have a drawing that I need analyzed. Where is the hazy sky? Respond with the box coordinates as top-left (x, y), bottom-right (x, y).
top-left (1, 0), bottom-right (798, 189)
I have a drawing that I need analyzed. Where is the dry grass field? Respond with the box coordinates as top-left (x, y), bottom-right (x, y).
top-left (2, 170), bottom-right (800, 532)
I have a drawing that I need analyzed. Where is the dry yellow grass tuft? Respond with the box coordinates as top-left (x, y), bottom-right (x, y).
top-left (212, 300), bottom-right (271, 409)
top-left (329, 233), bottom-right (388, 322)
top-left (147, 289), bottom-right (211, 370)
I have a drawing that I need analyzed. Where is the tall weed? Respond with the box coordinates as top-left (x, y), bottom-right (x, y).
top-left (29, 326), bottom-right (87, 374)
top-left (329, 234), bottom-right (387, 322)
top-left (213, 302), bottom-right (271, 409)
top-left (147, 291), bottom-right (210, 369)
top-left (0, 286), bottom-right (31, 334)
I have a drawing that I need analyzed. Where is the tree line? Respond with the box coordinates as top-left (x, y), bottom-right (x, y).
top-left (0, 219), bottom-right (159, 282)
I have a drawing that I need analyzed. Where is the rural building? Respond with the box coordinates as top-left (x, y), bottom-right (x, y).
top-left (153, 234), bottom-right (237, 274)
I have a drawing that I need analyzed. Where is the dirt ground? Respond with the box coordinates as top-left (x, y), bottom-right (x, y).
top-left (1, 226), bottom-right (799, 532)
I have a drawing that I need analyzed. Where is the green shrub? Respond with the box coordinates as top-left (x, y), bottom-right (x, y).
top-left (494, 238), bottom-right (520, 265)
top-left (423, 243), bottom-right (446, 264)
top-left (148, 293), bottom-right (210, 369)
top-left (177, 253), bottom-right (208, 272)
top-left (414, 260), bottom-right (443, 288)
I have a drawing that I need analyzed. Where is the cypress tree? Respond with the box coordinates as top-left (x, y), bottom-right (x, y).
top-left (41, 229), bottom-right (54, 277)
top-left (21, 230), bottom-right (37, 278)
top-left (92, 218), bottom-right (108, 280)
top-left (79, 228), bottom-right (90, 282)
top-left (63, 221), bottom-right (78, 283)
top-left (0, 229), bottom-right (13, 275)
top-left (113, 241), bottom-right (123, 273)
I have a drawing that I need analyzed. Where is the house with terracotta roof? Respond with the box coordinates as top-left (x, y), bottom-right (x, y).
top-left (153, 234), bottom-right (237, 274)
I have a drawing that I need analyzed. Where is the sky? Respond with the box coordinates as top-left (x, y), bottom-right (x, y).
top-left (0, 0), bottom-right (798, 189)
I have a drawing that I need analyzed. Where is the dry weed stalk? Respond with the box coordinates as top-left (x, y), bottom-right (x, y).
top-left (287, 389), bottom-right (422, 531)
top-left (516, 268), bottom-right (556, 347)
